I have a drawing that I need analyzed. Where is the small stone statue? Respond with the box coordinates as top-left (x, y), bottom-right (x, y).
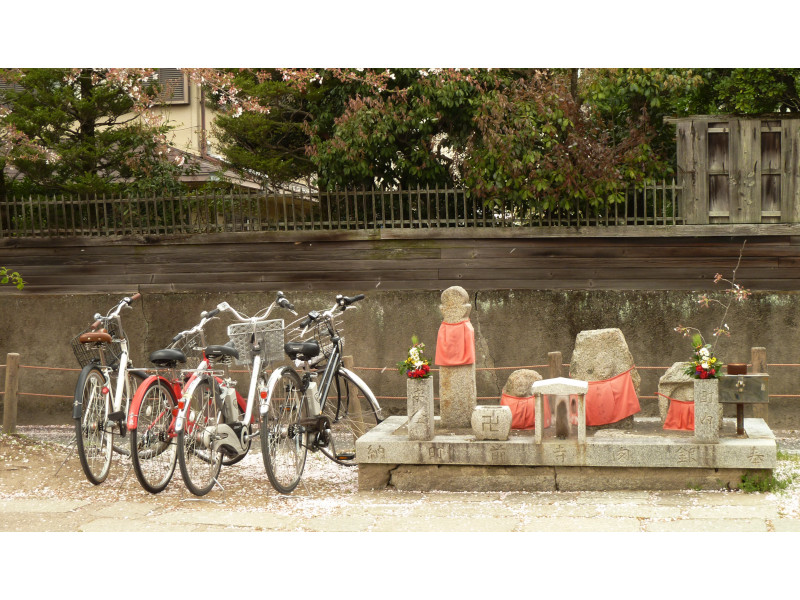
top-left (434, 286), bottom-right (477, 429)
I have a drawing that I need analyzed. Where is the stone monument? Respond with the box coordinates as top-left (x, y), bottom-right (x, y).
top-left (407, 377), bottom-right (435, 441)
top-left (659, 362), bottom-right (723, 429)
top-left (471, 405), bottom-right (512, 441)
top-left (569, 328), bottom-right (640, 429)
top-left (694, 378), bottom-right (720, 443)
top-left (434, 286), bottom-right (477, 429)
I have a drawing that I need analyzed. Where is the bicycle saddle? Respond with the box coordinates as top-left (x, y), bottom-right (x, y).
top-left (149, 348), bottom-right (187, 368)
top-left (79, 330), bottom-right (112, 344)
top-left (284, 341), bottom-right (320, 361)
top-left (205, 344), bottom-right (239, 361)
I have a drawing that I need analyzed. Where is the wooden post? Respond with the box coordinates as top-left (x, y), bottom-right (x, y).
top-left (3, 353), bottom-right (20, 434)
top-left (548, 351), bottom-right (563, 379)
top-left (751, 347), bottom-right (769, 425)
top-left (341, 355), bottom-right (365, 438)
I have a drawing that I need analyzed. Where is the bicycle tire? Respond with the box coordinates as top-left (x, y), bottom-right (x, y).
top-left (177, 377), bottom-right (223, 496)
top-left (74, 365), bottom-right (113, 485)
top-left (111, 369), bottom-right (146, 456)
top-left (261, 368), bottom-right (308, 494)
top-left (319, 370), bottom-right (381, 466)
top-left (129, 379), bottom-right (178, 494)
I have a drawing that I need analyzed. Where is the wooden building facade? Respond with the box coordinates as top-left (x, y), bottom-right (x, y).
top-left (670, 114), bottom-right (800, 225)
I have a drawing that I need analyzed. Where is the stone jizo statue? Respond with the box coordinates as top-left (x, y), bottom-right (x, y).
top-left (434, 286), bottom-right (477, 429)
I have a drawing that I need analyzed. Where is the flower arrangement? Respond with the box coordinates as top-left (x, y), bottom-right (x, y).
top-left (397, 335), bottom-right (431, 379)
top-left (674, 241), bottom-right (751, 380)
top-left (685, 333), bottom-right (722, 379)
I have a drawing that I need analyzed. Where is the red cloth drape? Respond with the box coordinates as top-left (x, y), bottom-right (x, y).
top-left (661, 394), bottom-right (694, 431)
top-left (501, 392), bottom-right (552, 430)
top-left (583, 369), bottom-right (641, 426)
top-left (435, 320), bottom-right (476, 366)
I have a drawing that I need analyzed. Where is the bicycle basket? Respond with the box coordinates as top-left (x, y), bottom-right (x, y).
top-left (227, 319), bottom-right (284, 365)
top-left (172, 330), bottom-right (206, 365)
top-left (313, 317), bottom-right (344, 359)
top-left (70, 321), bottom-right (124, 369)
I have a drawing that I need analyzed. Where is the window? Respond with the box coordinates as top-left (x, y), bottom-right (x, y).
top-left (153, 68), bottom-right (189, 105)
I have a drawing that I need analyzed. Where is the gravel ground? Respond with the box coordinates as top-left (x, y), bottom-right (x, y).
top-left (4, 424), bottom-right (800, 522)
top-left (3, 424), bottom-right (800, 598)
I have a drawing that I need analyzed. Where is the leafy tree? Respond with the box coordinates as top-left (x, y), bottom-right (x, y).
top-left (462, 72), bottom-right (661, 212)
top-left (680, 68), bottom-right (800, 114)
top-left (0, 68), bottom-right (185, 198)
top-left (207, 69), bottom-right (321, 190)
top-left (579, 68), bottom-right (705, 176)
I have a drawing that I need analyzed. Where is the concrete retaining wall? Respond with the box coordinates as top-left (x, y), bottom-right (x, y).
top-left (1, 289), bottom-right (798, 426)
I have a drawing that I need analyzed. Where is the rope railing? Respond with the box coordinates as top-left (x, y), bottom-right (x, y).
top-left (3, 362), bottom-right (800, 403)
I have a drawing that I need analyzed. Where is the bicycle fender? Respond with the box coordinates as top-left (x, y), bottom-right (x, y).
top-left (260, 366), bottom-right (294, 416)
top-left (126, 374), bottom-right (173, 431)
top-left (72, 364), bottom-right (102, 420)
top-left (339, 367), bottom-right (384, 422)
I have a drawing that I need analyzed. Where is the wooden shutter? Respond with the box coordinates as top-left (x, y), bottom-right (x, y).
top-left (156, 68), bottom-right (189, 104)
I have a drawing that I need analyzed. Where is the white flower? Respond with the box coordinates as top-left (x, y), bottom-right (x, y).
top-left (702, 361), bottom-right (709, 370)
top-left (699, 347), bottom-right (710, 358)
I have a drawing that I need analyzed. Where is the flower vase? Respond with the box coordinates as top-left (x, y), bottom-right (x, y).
top-left (407, 376), bottom-right (434, 441)
top-left (693, 377), bottom-right (720, 443)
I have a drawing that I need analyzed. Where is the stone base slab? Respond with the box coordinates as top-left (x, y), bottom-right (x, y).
top-left (359, 464), bottom-right (762, 492)
top-left (356, 416), bottom-right (777, 491)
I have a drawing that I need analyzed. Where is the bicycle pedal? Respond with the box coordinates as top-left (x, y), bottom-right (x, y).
top-left (336, 453), bottom-right (355, 461)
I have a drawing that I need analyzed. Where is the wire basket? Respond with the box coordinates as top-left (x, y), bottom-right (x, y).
top-left (227, 319), bottom-right (284, 366)
top-left (172, 331), bottom-right (206, 365)
top-left (313, 318), bottom-right (344, 360)
top-left (70, 322), bottom-right (124, 369)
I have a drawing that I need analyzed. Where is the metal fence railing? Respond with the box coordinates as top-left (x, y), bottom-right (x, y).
top-left (0, 181), bottom-right (682, 238)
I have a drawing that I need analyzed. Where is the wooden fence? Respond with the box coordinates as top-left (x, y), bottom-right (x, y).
top-left (0, 181), bottom-right (682, 237)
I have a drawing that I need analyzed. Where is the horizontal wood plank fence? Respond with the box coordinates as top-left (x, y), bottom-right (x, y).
top-left (2, 231), bottom-right (798, 294)
top-left (0, 181), bottom-right (681, 238)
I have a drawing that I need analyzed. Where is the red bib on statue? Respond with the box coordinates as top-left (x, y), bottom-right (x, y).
top-left (435, 320), bottom-right (476, 366)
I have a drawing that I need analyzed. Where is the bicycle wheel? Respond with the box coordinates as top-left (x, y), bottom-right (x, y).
top-left (177, 377), bottom-right (223, 496)
top-left (74, 366), bottom-right (113, 485)
top-left (130, 379), bottom-right (178, 494)
top-left (261, 369), bottom-right (308, 494)
top-left (320, 370), bottom-right (381, 466)
top-left (111, 369), bottom-right (146, 456)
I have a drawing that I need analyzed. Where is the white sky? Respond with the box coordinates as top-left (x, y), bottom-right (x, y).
top-left (3, 1), bottom-right (799, 67)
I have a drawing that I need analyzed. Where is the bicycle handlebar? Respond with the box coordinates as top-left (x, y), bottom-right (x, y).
top-left (90, 292), bottom-right (141, 330)
top-left (216, 292), bottom-right (298, 323)
top-left (170, 306), bottom-right (220, 345)
top-left (297, 293), bottom-right (365, 335)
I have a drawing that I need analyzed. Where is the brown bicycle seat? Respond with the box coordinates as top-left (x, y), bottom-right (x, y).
top-left (79, 330), bottom-right (113, 344)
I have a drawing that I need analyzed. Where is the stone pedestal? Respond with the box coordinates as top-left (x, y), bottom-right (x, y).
top-left (694, 378), bottom-right (720, 443)
top-left (440, 363), bottom-right (477, 429)
top-left (471, 405), bottom-right (512, 441)
top-left (407, 377), bottom-right (435, 441)
top-left (532, 377), bottom-right (588, 444)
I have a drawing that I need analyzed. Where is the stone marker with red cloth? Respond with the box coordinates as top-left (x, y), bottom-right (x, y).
top-left (435, 286), bottom-right (477, 429)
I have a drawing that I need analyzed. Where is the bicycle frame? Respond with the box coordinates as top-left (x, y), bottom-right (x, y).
top-left (73, 297), bottom-right (144, 421)
top-left (171, 299), bottom-right (288, 436)
top-left (261, 309), bottom-right (381, 422)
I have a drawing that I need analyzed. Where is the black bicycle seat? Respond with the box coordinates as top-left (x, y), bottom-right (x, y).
top-left (284, 341), bottom-right (321, 361)
top-left (205, 344), bottom-right (239, 361)
top-left (149, 348), bottom-right (187, 368)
